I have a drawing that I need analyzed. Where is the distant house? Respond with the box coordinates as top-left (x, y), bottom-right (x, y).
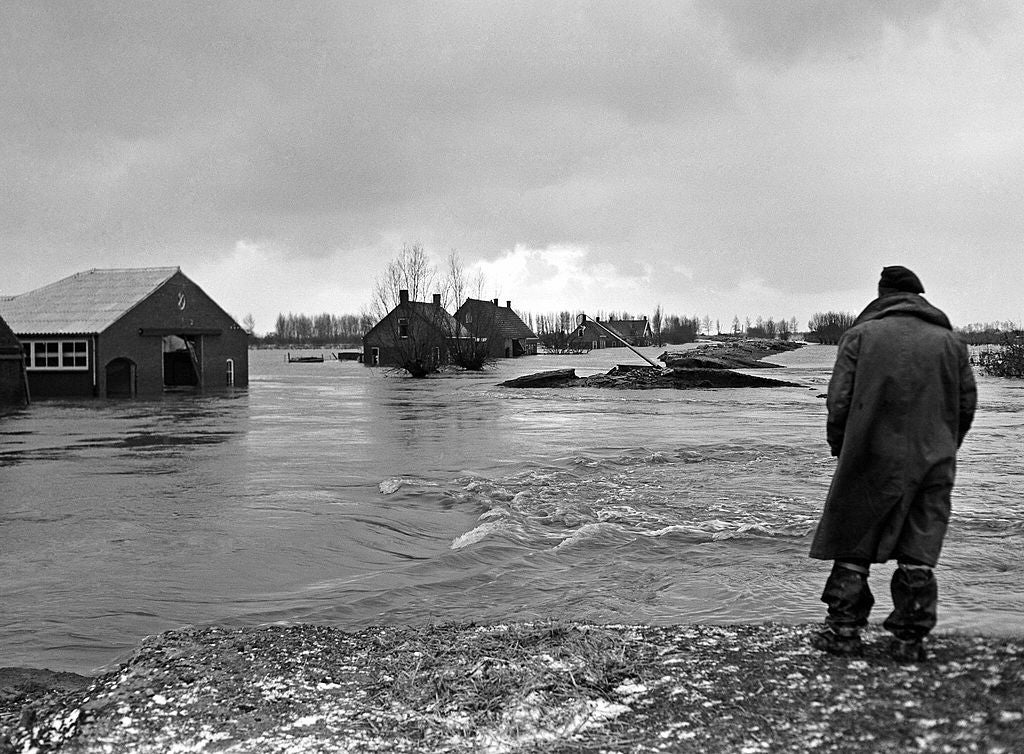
top-left (572, 320), bottom-right (608, 350)
top-left (572, 317), bottom-right (652, 349)
top-left (0, 312), bottom-right (29, 408)
top-left (362, 290), bottom-right (474, 372)
top-left (454, 298), bottom-right (539, 358)
top-left (0, 267), bottom-right (249, 399)
top-left (605, 318), bottom-right (653, 347)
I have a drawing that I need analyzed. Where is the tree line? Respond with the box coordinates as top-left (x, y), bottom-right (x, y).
top-left (251, 312), bottom-right (374, 348)
top-left (956, 322), bottom-right (1023, 345)
top-left (252, 306), bottom-right (856, 348)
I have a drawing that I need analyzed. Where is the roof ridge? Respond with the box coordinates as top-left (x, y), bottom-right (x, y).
top-left (12, 267), bottom-right (180, 298)
top-left (0, 267), bottom-right (185, 334)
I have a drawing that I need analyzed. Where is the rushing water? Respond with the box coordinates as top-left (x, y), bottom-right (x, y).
top-left (1, 345), bottom-right (1022, 675)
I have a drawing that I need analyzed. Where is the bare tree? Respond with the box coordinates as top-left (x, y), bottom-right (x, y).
top-left (651, 304), bottom-right (663, 346)
top-left (366, 244), bottom-right (450, 376)
top-left (371, 243), bottom-right (438, 320)
top-left (445, 250), bottom-right (497, 370)
top-left (807, 311), bottom-right (856, 344)
top-left (443, 250), bottom-right (486, 309)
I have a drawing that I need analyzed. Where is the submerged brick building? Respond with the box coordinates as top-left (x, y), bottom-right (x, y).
top-left (454, 298), bottom-right (538, 358)
top-left (362, 290), bottom-right (473, 372)
top-left (0, 267), bottom-right (248, 399)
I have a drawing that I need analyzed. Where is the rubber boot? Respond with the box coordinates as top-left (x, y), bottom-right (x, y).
top-left (812, 561), bottom-right (874, 656)
top-left (883, 563), bottom-right (937, 662)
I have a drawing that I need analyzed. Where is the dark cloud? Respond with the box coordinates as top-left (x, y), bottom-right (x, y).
top-left (1, 1), bottom-right (1022, 327)
top-left (1, 2), bottom-right (735, 259)
top-left (696, 0), bottom-right (1008, 64)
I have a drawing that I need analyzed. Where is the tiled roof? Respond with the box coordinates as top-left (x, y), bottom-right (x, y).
top-left (606, 319), bottom-right (650, 339)
top-left (456, 299), bottom-right (538, 340)
top-left (0, 267), bottom-right (180, 335)
top-left (408, 302), bottom-right (475, 338)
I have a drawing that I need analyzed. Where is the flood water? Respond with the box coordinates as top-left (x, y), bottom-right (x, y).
top-left (2, 344), bottom-right (1022, 675)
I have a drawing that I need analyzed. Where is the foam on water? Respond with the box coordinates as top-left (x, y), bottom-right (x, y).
top-left (441, 444), bottom-right (822, 558)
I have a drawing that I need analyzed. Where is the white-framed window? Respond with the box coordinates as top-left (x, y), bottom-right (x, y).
top-left (23, 340), bottom-right (89, 370)
top-left (398, 318), bottom-right (409, 338)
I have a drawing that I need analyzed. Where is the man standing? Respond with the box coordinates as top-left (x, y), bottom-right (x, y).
top-left (810, 265), bottom-right (977, 661)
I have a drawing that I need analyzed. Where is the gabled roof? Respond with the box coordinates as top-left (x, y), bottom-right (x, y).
top-left (365, 298), bottom-right (475, 341)
top-left (0, 312), bottom-right (20, 353)
top-left (407, 301), bottom-right (475, 338)
top-left (605, 319), bottom-right (651, 339)
top-left (0, 267), bottom-right (180, 335)
top-left (456, 299), bottom-right (538, 340)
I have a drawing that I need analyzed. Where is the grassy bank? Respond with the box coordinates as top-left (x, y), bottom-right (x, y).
top-left (3, 621), bottom-right (1022, 753)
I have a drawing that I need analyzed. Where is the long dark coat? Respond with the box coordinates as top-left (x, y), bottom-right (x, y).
top-left (809, 292), bottom-right (977, 565)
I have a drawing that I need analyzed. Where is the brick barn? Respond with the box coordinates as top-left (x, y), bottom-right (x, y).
top-left (0, 267), bottom-right (249, 399)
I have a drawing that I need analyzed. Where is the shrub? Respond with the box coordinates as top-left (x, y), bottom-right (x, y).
top-left (976, 333), bottom-right (1024, 378)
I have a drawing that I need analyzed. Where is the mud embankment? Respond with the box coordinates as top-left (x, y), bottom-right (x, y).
top-left (501, 339), bottom-right (805, 389)
top-left (3, 622), bottom-right (1022, 753)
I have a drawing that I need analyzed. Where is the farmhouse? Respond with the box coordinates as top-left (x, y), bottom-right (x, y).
top-left (0, 312), bottom-right (29, 408)
top-left (454, 298), bottom-right (539, 358)
top-left (0, 267), bottom-right (249, 399)
top-left (363, 290), bottom-right (474, 372)
top-left (573, 317), bottom-right (653, 349)
top-left (605, 318), bottom-right (653, 346)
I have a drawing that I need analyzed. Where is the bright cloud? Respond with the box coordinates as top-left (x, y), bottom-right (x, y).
top-left (475, 245), bottom-right (653, 316)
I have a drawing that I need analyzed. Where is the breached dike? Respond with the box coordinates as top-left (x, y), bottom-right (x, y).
top-left (3, 622), bottom-right (1022, 753)
top-left (500, 339), bottom-right (805, 390)
top-left (659, 337), bottom-right (803, 370)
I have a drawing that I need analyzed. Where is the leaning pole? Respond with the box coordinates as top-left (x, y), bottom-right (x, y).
top-left (575, 314), bottom-right (661, 369)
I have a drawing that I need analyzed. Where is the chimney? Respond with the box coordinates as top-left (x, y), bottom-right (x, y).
top-left (399, 289), bottom-right (409, 304)
top-left (493, 298), bottom-right (499, 307)
top-left (432, 293), bottom-right (441, 307)
top-left (506, 300), bottom-right (512, 309)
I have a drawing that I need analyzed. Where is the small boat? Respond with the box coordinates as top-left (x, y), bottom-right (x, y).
top-left (336, 351), bottom-right (362, 361)
top-left (286, 352), bottom-right (325, 363)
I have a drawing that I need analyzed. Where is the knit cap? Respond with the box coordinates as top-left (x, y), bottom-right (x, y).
top-left (878, 265), bottom-right (924, 294)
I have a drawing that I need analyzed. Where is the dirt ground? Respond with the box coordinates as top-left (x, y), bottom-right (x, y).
top-left (3, 621), bottom-right (1022, 753)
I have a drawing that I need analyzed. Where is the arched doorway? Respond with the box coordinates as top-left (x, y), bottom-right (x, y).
top-left (106, 358), bottom-right (136, 398)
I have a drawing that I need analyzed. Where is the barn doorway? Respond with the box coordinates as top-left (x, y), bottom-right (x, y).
top-left (106, 358), bottom-right (136, 398)
top-left (162, 335), bottom-right (200, 389)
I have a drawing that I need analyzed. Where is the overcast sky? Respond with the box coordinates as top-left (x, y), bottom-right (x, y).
top-left (3, 1), bottom-right (1022, 334)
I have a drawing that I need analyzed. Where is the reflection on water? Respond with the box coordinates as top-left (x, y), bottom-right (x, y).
top-left (1, 345), bottom-right (1021, 674)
